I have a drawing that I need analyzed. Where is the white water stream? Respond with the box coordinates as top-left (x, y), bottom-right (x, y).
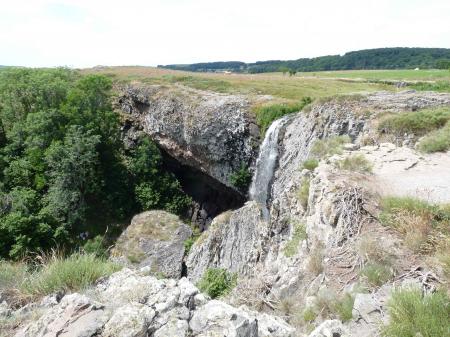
top-left (249, 116), bottom-right (290, 218)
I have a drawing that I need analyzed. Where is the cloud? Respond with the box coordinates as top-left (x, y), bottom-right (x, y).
top-left (0, 0), bottom-right (449, 67)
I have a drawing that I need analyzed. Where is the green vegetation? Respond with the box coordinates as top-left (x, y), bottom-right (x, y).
top-left (197, 268), bottom-right (237, 299)
top-left (333, 293), bottom-right (355, 322)
top-left (82, 235), bottom-right (109, 258)
top-left (0, 68), bottom-right (191, 259)
top-left (254, 97), bottom-right (311, 136)
top-left (160, 48), bottom-right (450, 74)
top-left (359, 263), bottom-right (393, 288)
top-left (296, 177), bottom-right (311, 209)
top-left (229, 164), bottom-right (252, 192)
top-left (378, 107), bottom-right (450, 136)
top-left (336, 154), bottom-right (373, 173)
top-left (382, 288), bottom-right (450, 337)
top-left (0, 253), bottom-right (120, 301)
top-left (184, 227), bottom-right (201, 254)
top-left (310, 135), bottom-right (351, 159)
top-left (418, 122), bottom-right (450, 153)
top-left (410, 81), bottom-right (450, 93)
top-left (22, 253), bottom-right (120, 297)
top-left (313, 290), bottom-right (355, 322)
top-left (284, 222), bottom-right (307, 257)
top-left (301, 158), bottom-right (319, 171)
top-left (380, 197), bottom-right (450, 254)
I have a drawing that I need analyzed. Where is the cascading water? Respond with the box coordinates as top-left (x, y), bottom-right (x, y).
top-left (249, 116), bottom-right (290, 219)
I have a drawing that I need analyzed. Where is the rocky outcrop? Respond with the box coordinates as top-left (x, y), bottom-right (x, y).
top-left (118, 84), bottom-right (259, 192)
top-left (14, 268), bottom-right (294, 337)
top-left (111, 211), bottom-right (192, 278)
top-left (186, 202), bottom-right (271, 282)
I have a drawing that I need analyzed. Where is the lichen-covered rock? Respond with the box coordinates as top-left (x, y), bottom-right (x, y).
top-left (118, 84), bottom-right (259, 192)
top-left (111, 211), bottom-right (192, 278)
top-left (308, 320), bottom-right (348, 337)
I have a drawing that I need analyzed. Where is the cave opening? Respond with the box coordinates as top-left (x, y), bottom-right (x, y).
top-left (160, 149), bottom-right (246, 231)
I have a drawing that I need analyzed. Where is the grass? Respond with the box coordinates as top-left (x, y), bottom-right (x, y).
top-left (314, 289), bottom-right (355, 322)
top-left (307, 243), bottom-right (324, 276)
top-left (410, 81), bottom-right (450, 93)
top-left (83, 66), bottom-right (393, 101)
top-left (283, 222), bottom-right (307, 257)
top-left (22, 253), bottom-right (120, 297)
top-left (0, 253), bottom-right (120, 303)
top-left (301, 158), bottom-right (319, 171)
top-left (380, 197), bottom-right (450, 254)
top-left (310, 135), bottom-right (351, 159)
top-left (418, 121), bottom-right (450, 153)
top-left (378, 107), bottom-right (450, 136)
top-left (296, 177), bottom-right (311, 209)
top-left (359, 262), bottom-right (393, 288)
top-left (336, 154), bottom-right (373, 173)
top-left (296, 69), bottom-right (450, 82)
top-left (197, 268), bottom-right (237, 299)
top-left (382, 288), bottom-right (450, 337)
top-left (253, 97), bottom-right (311, 136)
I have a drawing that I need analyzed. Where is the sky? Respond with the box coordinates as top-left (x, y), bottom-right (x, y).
top-left (0, 0), bottom-right (449, 68)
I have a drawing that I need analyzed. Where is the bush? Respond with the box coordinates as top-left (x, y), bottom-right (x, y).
top-left (382, 288), bottom-right (450, 337)
top-left (197, 268), bottom-right (237, 299)
top-left (336, 154), bottom-right (373, 173)
top-left (359, 262), bottom-right (392, 288)
top-left (418, 122), bottom-right (450, 153)
top-left (284, 222), bottom-right (307, 257)
top-left (254, 97), bottom-right (312, 136)
top-left (301, 159), bottom-right (319, 171)
top-left (22, 253), bottom-right (120, 297)
top-left (378, 107), bottom-right (450, 136)
top-left (229, 164), bottom-right (252, 192)
top-left (310, 135), bottom-right (351, 159)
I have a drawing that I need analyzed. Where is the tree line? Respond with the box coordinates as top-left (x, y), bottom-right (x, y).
top-left (0, 68), bottom-right (191, 259)
top-left (159, 48), bottom-right (450, 73)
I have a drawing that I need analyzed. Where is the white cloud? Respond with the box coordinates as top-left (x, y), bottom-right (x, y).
top-left (0, 0), bottom-right (449, 67)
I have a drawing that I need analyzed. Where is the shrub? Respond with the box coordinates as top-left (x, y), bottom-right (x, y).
top-left (310, 135), bottom-right (351, 159)
top-left (197, 268), bottom-right (237, 299)
top-left (418, 121), bottom-right (450, 153)
top-left (336, 154), bottom-right (373, 173)
top-left (301, 159), bottom-right (319, 171)
top-left (22, 253), bottom-right (120, 297)
top-left (230, 164), bottom-right (252, 192)
top-left (359, 262), bottom-right (392, 288)
top-left (378, 107), bottom-right (450, 136)
top-left (284, 222), bottom-right (307, 257)
top-left (254, 97), bottom-right (312, 136)
top-left (382, 288), bottom-right (450, 337)
top-left (296, 177), bottom-right (311, 209)
top-left (184, 227), bottom-right (201, 254)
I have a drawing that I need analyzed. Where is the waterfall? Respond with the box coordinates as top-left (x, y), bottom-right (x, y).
top-left (249, 116), bottom-right (289, 218)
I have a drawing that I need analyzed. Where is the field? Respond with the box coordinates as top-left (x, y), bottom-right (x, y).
top-left (296, 69), bottom-right (450, 82)
top-left (83, 66), bottom-right (450, 103)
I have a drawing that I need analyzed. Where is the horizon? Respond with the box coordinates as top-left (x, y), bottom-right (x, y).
top-left (1, 0), bottom-right (449, 68)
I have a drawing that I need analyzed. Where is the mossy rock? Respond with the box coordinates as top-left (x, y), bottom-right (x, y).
top-left (112, 211), bottom-right (192, 278)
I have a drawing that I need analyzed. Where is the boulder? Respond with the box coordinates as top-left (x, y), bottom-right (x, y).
top-left (308, 319), bottom-right (348, 337)
top-left (111, 211), bottom-right (192, 278)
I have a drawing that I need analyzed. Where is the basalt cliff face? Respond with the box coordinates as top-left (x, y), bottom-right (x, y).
top-left (6, 89), bottom-right (450, 337)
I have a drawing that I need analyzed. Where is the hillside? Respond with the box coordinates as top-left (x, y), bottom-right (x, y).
top-left (159, 47), bottom-right (450, 73)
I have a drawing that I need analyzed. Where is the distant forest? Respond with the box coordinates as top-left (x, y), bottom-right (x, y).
top-left (158, 48), bottom-right (450, 73)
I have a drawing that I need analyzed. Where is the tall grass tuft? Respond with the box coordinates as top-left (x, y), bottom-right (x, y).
top-left (382, 288), bottom-right (450, 337)
top-left (22, 253), bottom-right (120, 297)
top-left (418, 121), bottom-right (450, 153)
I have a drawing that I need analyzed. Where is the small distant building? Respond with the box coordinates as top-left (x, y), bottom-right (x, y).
top-left (414, 67), bottom-right (420, 71)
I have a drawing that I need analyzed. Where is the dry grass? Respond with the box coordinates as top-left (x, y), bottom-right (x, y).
top-left (307, 243), bottom-right (324, 276)
top-left (82, 66), bottom-right (392, 102)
